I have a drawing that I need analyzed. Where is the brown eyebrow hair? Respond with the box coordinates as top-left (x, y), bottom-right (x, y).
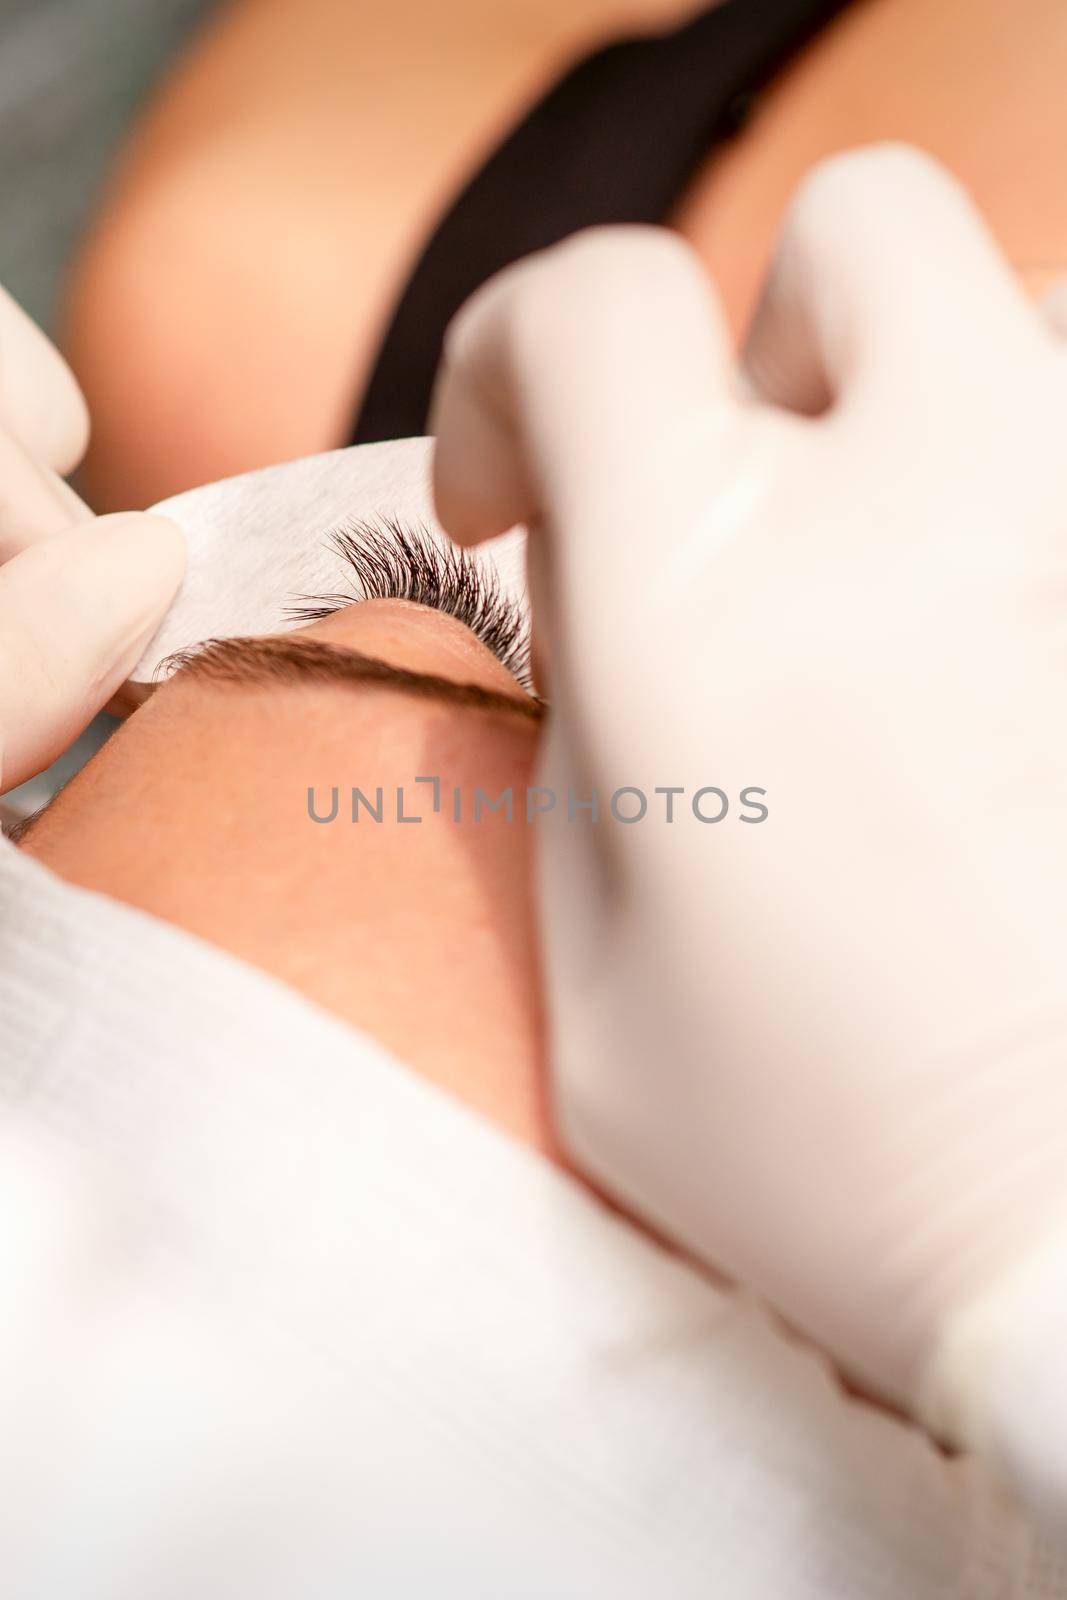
top-left (162, 634), bottom-right (545, 721)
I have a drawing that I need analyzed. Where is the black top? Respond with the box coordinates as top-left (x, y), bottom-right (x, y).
top-left (351, 0), bottom-right (853, 444)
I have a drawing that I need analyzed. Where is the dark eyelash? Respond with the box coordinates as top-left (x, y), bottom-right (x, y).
top-left (287, 516), bottom-right (532, 691)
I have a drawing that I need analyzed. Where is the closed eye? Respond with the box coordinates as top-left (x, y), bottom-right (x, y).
top-left (287, 516), bottom-right (532, 691)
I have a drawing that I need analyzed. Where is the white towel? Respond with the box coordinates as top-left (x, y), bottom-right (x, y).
top-left (0, 837), bottom-right (1062, 1597)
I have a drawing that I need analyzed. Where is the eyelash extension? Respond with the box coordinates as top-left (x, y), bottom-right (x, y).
top-left (287, 516), bottom-right (533, 691)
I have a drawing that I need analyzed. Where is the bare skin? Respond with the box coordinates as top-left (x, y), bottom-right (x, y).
top-left (21, 600), bottom-right (555, 1154)
top-left (676, 0), bottom-right (1067, 337)
top-left (63, 0), bottom-right (1067, 509)
top-left (61, 0), bottom-right (695, 508)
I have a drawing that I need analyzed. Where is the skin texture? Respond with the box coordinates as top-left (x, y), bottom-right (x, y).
top-left (62, 0), bottom-right (1067, 509)
top-left (21, 599), bottom-right (555, 1156)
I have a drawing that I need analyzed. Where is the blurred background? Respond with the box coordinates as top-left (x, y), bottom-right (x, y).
top-left (0, 0), bottom-right (212, 824)
top-left (0, 0), bottom-right (210, 331)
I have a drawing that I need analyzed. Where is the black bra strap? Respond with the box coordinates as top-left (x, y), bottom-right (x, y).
top-left (351, 0), bottom-right (852, 444)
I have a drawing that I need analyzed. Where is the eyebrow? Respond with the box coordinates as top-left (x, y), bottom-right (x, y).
top-left (163, 634), bottom-right (545, 721)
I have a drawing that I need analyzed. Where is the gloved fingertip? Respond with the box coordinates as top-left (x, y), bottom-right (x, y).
top-left (982, 1278), bottom-right (1067, 1537)
top-left (89, 511), bottom-right (187, 604)
top-left (0, 283), bottom-right (91, 475)
top-left (430, 372), bottom-right (534, 546)
top-left (1039, 277), bottom-right (1067, 340)
top-left (923, 1226), bottom-right (1067, 1539)
top-left (49, 379), bottom-right (91, 480)
top-left (42, 513), bottom-right (188, 675)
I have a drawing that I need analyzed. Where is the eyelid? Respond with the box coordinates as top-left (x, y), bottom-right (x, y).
top-left (288, 515), bottom-right (532, 690)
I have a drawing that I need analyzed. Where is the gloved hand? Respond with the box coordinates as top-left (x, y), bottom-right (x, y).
top-left (0, 284), bottom-right (184, 796)
top-left (432, 145), bottom-right (1067, 1532)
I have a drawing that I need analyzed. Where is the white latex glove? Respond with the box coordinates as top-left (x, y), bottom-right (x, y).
top-left (432, 144), bottom-right (1067, 1533)
top-left (0, 285), bottom-right (184, 795)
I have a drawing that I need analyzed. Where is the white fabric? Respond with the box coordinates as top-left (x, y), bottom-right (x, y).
top-left (129, 437), bottom-right (525, 684)
top-left (0, 835), bottom-right (1065, 1596)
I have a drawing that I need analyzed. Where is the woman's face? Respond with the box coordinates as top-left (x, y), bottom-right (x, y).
top-left (20, 591), bottom-right (557, 1156)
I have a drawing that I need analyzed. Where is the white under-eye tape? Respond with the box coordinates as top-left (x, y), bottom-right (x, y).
top-left (129, 437), bottom-right (527, 686)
